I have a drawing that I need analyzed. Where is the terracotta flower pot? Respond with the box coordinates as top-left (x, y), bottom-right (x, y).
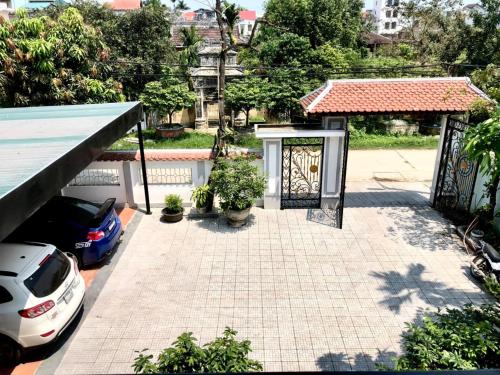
top-left (161, 207), bottom-right (184, 223)
top-left (225, 207), bottom-right (251, 227)
top-left (156, 124), bottom-right (184, 139)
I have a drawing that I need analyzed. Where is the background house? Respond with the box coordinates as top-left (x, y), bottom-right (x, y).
top-left (372, 0), bottom-right (404, 35)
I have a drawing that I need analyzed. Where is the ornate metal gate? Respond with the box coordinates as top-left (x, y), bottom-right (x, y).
top-left (281, 137), bottom-right (324, 209)
top-left (433, 117), bottom-right (478, 213)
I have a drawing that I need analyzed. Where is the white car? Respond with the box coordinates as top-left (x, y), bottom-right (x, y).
top-left (0, 242), bottom-right (85, 364)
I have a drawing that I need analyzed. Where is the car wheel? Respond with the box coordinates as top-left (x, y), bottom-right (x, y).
top-left (0, 335), bottom-right (22, 366)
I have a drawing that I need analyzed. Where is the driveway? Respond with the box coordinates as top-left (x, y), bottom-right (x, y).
top-left (45, 184), bottom-right (490, 374)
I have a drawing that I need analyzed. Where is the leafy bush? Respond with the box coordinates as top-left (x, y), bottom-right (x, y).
top-left (395, 304), bottom-right (500, 370)
top-left (191, 184), bottom-right (211, 209)
top-left (164, 194), bottom-right (183, 214)
top-left (484, 276), bottom-right (500, 300)
top-left (210, 157), bottom-right (266, 211)
top-left (132, 328), bottom-right (263, 374)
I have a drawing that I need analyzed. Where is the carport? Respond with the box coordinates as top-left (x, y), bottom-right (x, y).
top-left (0, 102), bottom-right (150, 242)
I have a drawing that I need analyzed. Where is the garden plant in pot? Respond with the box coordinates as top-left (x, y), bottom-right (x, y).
top-left (139, 66), bottom-right (196, 139)
top-left (191, 184), bottom-right (211, 214)
top-left (161, 194), bottom-right (184, 223)
top-left (211, 157), bottom-right (266, 227)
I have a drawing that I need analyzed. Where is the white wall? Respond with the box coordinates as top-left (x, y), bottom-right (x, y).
top-left (470, 171), bottom-right (500, 232)
top-left (62, 158), bottom-right (265, 208)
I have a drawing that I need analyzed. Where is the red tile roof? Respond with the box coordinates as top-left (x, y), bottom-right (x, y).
top-left (98, 149), bottom-right (262, 161)
top-left (108, 0), bottom-right (140, 10)
top-left (301, 78), bottom-right (489, 115)
top-left (239, 10), bottom-right (257, 20)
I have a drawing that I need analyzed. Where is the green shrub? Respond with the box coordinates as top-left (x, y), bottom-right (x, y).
top-left (395, 304), bottom-right (500, 370)
top-left (191, 184), bottom-right (211, 209)
top-left (164, 194), bottom-right (183, 214)
top-left (210, 157), bottom-right (266, 211)
top-left (484, 276), bottom-right (500, 300)
top-left (132, 328), bottom-right (263, 374)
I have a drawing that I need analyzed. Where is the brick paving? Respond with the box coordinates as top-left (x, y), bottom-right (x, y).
top-left (53, 183), bottom-right (491, 374)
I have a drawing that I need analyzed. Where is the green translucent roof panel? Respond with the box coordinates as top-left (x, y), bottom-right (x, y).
top-left (0, 102), bottom-right (142, 240)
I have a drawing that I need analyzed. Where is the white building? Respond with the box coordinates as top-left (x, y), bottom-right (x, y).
top-left (372, 0), bottom-right (404, 35)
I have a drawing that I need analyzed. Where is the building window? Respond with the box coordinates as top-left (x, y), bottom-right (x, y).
top-left (248, 24), bottom-right (252, 32)
top-left (393, 10), bottom-right (398, 17)
top-left (394, 0), bottom-right (399, 5)
top-left (391, 21), bottom-right (397, 29)
top-left (385, 22), bottom-right (390, 29)
top-left (386, 10), bottom-right (391, 18)
top-left (387, 0), bottom-right (392, 5)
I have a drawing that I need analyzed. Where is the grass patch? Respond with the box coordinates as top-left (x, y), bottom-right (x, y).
top-left (110, 129), bottom-right (215, 150)
top-left (234, 133), bottom-right (263, 148)
top-left (350, 134), bottom-right (439, 150)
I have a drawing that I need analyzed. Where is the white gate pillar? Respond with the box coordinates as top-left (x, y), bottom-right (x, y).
top-left (262, 138), bottom-right (282, 209)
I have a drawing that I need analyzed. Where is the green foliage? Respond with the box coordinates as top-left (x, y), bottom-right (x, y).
top-left (211, 157), bottom-right (266, 211)
top-left (395, 304), bottom-right (500, 370)
top-left (164, 194), bottom-right (183, 214)
top-left (111, 130), bottom-right (214, 150)
top-left (467, 98), bottom-right (495, 124)
top-left (0, 7), bottom-right (124, 107)
top-left (403, 0), bottom-right (469, 63)
top-left (41, 0), bottom-right (177, 100)
top-left (191, 184), bottom-right (211, 209)
top-left (226, 77), bottom-right (269, 126)
top-left (463, 110), bottom-right (500, 221)
top-left (471, 64), bottom-right (500, 102)
top-left (349, 133), bottom-right (439, 150)
top-left (139, 67), bottom-right (196, 126)
top-left (132, 328), bottom-right (263, 374)
top-left (463, 0), bottom-right (500, 66)
top-left (484, 275), bottom-right (500, 300)
top-left (263, 0), bottom-right (364, 49)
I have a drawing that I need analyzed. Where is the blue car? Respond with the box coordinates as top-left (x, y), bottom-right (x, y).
top-left (7, 196), bottom-right (122, 267)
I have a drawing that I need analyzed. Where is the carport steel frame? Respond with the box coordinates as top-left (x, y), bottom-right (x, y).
top-left (0, 102), bottom-right (151, 242)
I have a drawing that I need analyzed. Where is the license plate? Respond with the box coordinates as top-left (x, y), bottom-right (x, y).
top-left (108, 219), bottom-right (116, 232)
top-left (64, 290), bottom-right (74, 304)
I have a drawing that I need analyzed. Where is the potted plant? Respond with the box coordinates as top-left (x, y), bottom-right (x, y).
top-left (139, 67), bottom-right (196, 139)
top-left (161, 194), bottom-right (184, 223)
top-left (210, 157), bottom-right (266, 227)
top-left (191, 184), bottom-right (211, 214)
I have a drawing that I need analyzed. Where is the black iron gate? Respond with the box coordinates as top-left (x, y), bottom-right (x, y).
top-left (338, 129), bottom-right (350, 229)
top-left (433, 117), bottom-right (478, 213)
top-left (281, 137), bottom-right (324, 209)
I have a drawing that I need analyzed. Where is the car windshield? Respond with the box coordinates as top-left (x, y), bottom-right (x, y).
top-left (24, 249), bottom-right (71, 298)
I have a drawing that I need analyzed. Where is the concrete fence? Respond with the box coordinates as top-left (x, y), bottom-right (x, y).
top-left (61, 150), bottom-right (263, 208)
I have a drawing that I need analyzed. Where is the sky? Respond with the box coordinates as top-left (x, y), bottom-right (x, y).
top-left (182, 0), bottom-right (478, 15)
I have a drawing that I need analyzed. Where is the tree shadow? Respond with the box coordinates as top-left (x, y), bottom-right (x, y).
top-left (370, 263), bottom-right (489, 314)
top-left (382, 205), bottom-right (458, 252)
top-left (316, 349), bottom-right (399, 371)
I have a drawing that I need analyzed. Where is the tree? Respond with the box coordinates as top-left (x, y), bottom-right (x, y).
top-left (263, 0), bottom-right (364, 49)
top-left (139, 67), bottom-right (196, 126)
top-left (226, 77), bottom-right (269, 127)
top-left (0, 8), bottom-right (124, 107)
top-left (463, 0), bottom-right (500, 66)
top-left (471, 64), bottom-right (500, 102)
top-left (402, 0), bottom-right (469, 64)
top-left (463, 109), bottom-right (500, 222)
top-left (178, 25), bottom-right (202, 89)
top-left (41, 0), bottom-right (177, 100)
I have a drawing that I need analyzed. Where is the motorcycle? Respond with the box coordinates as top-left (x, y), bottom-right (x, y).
top-left (470, 240), bottom-right (500, 281)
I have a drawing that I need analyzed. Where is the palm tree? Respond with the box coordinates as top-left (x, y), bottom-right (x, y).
top-left (179, 25), bottom-right (201, 89)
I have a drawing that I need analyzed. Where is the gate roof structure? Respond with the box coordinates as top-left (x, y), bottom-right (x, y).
top-left (0, 102), bottom-right (143, 241)
top-left (301, 77), bottom-right (490, 116)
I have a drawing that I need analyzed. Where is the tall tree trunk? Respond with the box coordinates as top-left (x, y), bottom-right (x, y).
top-left (215, 0), bottom-right (227, 157)
top-left (245, 108), bottom-right (250, 128)
top-left (169, 112), bottom-right (173, 126)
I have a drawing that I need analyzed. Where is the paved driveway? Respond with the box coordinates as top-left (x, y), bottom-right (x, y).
top-left (50, 183), bottom-right (490, 374)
